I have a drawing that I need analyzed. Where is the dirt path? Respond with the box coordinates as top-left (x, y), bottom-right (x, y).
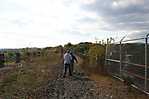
top-left (31, 62), bottom-right (148, 99)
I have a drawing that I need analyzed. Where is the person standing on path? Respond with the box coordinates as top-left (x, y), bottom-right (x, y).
top-left (70, 51), bottom-right (78, 74)
top-left (63, 50), bottom-right (72, 78)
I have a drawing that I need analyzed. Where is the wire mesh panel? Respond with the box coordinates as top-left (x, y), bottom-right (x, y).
top-left (106, 44), bottom-right (121, 77)
top-left (107, 44), bottom-right (120, 60)
top-left (121, 39), bottom-right (146, 90)
top-left (105, 34), bottom-right (149, 93)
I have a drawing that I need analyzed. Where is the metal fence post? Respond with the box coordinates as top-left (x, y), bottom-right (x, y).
top-left (120, 42), bottom-right (122, 76)
top-left (119, 36), bottom-right (126, 76)
top-left (145, 34), bottom-right (149, 91)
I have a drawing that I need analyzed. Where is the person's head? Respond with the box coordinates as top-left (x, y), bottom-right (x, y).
top-left (66, 49), bottom-right (70, 53)
top-left (69, 51), bottom-right (73, 54)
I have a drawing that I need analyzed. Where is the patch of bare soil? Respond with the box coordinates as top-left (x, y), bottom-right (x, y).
top-left (33, 72), bottom-right (103, 99)
top-left (89, 73), bottom-right (148, 99)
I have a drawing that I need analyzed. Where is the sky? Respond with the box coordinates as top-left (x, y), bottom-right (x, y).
top-left (0, 0), bottom-right (149, 48)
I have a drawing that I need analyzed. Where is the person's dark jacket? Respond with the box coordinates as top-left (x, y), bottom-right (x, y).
top-left (70, 53), bottom-right (77, 64)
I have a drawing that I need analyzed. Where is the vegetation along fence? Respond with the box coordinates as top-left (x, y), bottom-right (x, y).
top-left (105, 33), bottom-right (149, 94)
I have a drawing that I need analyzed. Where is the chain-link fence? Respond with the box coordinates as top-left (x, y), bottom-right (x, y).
top-left (105, 34), bottom-right (149, 94)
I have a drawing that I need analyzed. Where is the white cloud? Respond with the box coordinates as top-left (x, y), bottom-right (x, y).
top-left (112, 0), bottom-right (145, 8)
top-left (80, 0), bottom-right (96, 4)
